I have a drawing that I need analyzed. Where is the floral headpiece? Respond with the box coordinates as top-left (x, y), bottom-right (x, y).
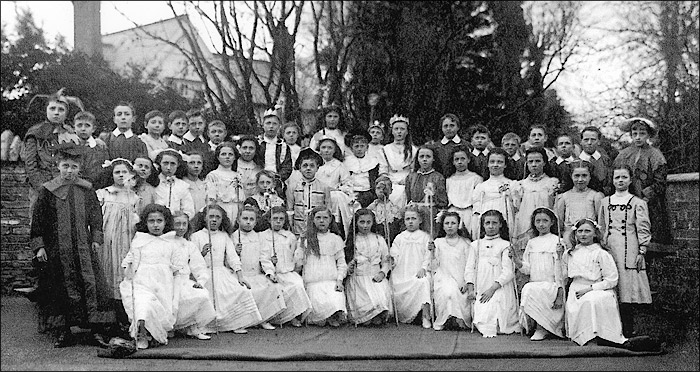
top-left (389, 114), bottom-right (409, 127)
top-left (102, 158), bottom-right (133, 168)
top-left (573, 218), bottom-right (600, 231)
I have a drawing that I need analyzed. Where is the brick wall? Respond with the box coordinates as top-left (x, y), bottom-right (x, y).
top-left (1, 163), bottom-right (33, 293)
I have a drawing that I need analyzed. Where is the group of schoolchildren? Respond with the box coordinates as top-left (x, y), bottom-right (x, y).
top-left (25, 90), bottom-right (669, 352)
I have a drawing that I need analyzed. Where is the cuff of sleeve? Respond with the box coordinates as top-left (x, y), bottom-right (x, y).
top-left (31, 237), bottom-right (44, 254)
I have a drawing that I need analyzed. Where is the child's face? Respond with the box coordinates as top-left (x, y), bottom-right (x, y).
top-left (526, 152), bottom-right (545, 176)
top-left (403, 211), bottom-right (421, 232)
top-left (112, 164), bottom-right (131, 187)
top-left (612, 168), bottom-right (632, 192)
top-left (46, 101), bottom-right (68, 124)
top-left (173, 215), bottom-right (189, 237)
top-left (471, 132), bottom-right (489, 150)
top-left (74, 120), bottom-right (95, 140)
top-left (159, 154), bottom-right (179, 177)
top-left (58, 158), bottom-right (81, 181)
top-left (351, 140), bottom-right (368, 158)
top-left (169, 118), bottom-right (188, 137)
top-left (188, 116), bottom-right (206, 137)
top-left (206, 208), bottom-right (223, 231)
top-left (572, 167), bottom-right (591, 191)
top-left (529, 128), bottom-right (546, 148)
top-left (369, 127), bottom-right (383, 144)
top-left (417, 148), bottom-right (434, 171)
top-left (238, 210), bottom-right (257, 232)
top-left (263, 117), bottom-right (281, 138)
top-left (208, 125), bottom-right (227, 144)
top-left (442, 216), bottom-right (459, 236)
top-left (441, 118), bottom-right (459, 139)
top-left (375, 181), bottom-right (391, 200)
top-left (217, 146), bottom-right (236, 168)
top-left (557, 136), bottom-right (574, 158)
top-left (147, 211), bottom-right (166, 236)
top-left (575, 222), bottom-right (596, 245)
top-left (319, 140), bottom-right (336, 161)
top-left (452, 151), bottom-right (469, 172)
top-left (391, 122), bottom-right (408, 142)
top-left (300, 159), bottom-right (319, 180)
top-left (533, 212), bottom-right (552, 236)
top-left (239, 140), bottom-right (257, 162)
top-left (482, 215), bottom-right (501, 237)
top-left (113, 105), bottom-right (134, 131)
top-left (146, 115), bottom-right (165, 136)
top-left (580, 131), bottom-right (600, 154)
top-left (487, 153), bottom-right (506, 177)
top-left (187, 154), bottom-right (204, 177)
top-left (283, 126), bottom-right (299, 145)
top-left (356, 213), bottom-right (374, 235)
top-left (257, 174), bottom-right (274, 193)
top-left (270, 212), bottom-right (286, 231)
top-left (324, 111), bottom-right (340, 129)
top-left (502, 139), bottom-right (519, 157)
top-left (133, 157), bottom-right (152, 179)
top-left (631, 126), bottom-right (650, 148)
top-left (313, 210), bottom-right (332, 232)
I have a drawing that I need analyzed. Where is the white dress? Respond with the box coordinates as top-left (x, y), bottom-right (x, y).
top-left (119, 231), bottom-right (181, 345)
top-left (171, 236), bottom-right (217, 333)
top-left (190, 229), bottom-right (262, 332)
top-left (554, 188), bottom-right (604, 248)
top-left (518, 233), bottom-right (565, 337)
top-left (389, 230), bottom-right (432, 323)
top-left (301, 232), bottom-right (348, 324)
top-left (138, 133), bottom-right (169, 161)
top-left (513, 174), bottom-right (559, 239)
top-left (471, 175), bottom-right (520, 240)
top-left (153, 174), bottom-right (195, 219)
top-left (346, 233), bottom-right (392, 324)
top-left (204, 167), bottom-right (247, 223)
top-left (446, 171), bottom-right (483, 232)
top-left (232, 229), bottom-right (287, 323)
top-left (378, 143), bottom-right (418, 208)
top-left (259, 229), bottom-right (312, 324)
top-left (432, 237), bottom-right (472, 329)
top-left (563, 243), bottom-right (627, 346)
top-left (316, 158), bottom-right (355, 235)
top-left (465, 235), bottom-right (521, 337)
top-left (183, 177), bottom-right (207, 215)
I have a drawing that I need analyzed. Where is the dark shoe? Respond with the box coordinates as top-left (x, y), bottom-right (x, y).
top-left (90, 333), bottom-right (110, 348)
top-left (54, 331), bottom-right (76, 348)
top-left (623, 335), bottom-right (662, 352)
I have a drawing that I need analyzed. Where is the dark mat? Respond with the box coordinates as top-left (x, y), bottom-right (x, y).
top-left (128, 324), bottom-right (664, 360)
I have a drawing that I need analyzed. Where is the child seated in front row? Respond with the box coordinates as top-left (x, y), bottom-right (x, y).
top-left (367, 175), bottom-right (402, 246)
top-left (465, 209), bottom-right (521, 337)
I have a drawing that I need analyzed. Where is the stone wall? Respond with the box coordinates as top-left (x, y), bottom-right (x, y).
top-left (1, 163), bottom-right (33, 292)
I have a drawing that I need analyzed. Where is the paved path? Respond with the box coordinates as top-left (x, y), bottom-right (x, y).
top-left (1, 295), bottom-right (697, 371)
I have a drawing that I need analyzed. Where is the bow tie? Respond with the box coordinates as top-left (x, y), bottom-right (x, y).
top-left (164, 176), bottom-right (176, 185)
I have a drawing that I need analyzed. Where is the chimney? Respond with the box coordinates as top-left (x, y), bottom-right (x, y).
top-left (73, 1), bottom-right (102, 58)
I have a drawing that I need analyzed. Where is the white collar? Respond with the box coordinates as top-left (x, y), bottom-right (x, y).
top-left (208, 141), bottom-right (218, 151)
top-left (183, 131), bottom-right (205, 142)
top-left (511, 152), bottom-right (521, 161)
top-left (417, 168), bottom-right (435, 175)
top-left (83, 136), bottom-right (97, 148)
top-left (555, 155), bottom-right (576, 164)
top-left (262, 136), bottom-right (279, 144)
top-left (167, 134), bottom-right (183, 144)
top-left (112, 128), bottom-right (134, 138)
top-left (440, 135), bottom-right (461, 145)
top-left (472, 147), bottom-right (489, 156)
top-left (579, 150), bottom-right (601, 161)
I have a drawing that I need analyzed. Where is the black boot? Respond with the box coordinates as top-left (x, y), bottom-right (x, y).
top-left (619, 303), bottom-right (636, 338)
top-left (53, 328), bottom-right (76, 348)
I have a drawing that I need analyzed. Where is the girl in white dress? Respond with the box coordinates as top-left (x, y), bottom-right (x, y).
top-left (190, 204), bottom-right (262, 334)
top-left (389, 204), bottom-right (433, 328)
top-left (260, 206), bottom-right (311, 327)
top-left (470, 148), bottom-right (521, 242)
top-left (205, 142), bottom-right (247, 223)
top-left (300, 206), bottom-right (348, 327)
top-left (316, 136), bottom-right (355, 237)
top-left (345, 209), bottom-right (393, 326)
top-left (231, 205), bottom-right (287, 330)
top-left (120, 204), bottom-right (182, 349)
top-left (515, 207), bottom-right (565, 341)
top-left (513, 148), bottom-right (559, 242)
top-left (171, 211), bottom-right (216, 340)
top-left (309, 104), bottom-right (350, 157)
top-left (445, 145), bottom-right (483, 233)
top-left (183, 150), bottom-right (207, 215)
top-left (377, 115), bottom-right (418, 209)
top-left (153, 149), bottom-right (195, 219)
top-left (554, 160), bottom-right (604, 249)
top-left (563, 218), bottom-right (627, 346)
top-left (430, 212), bottom-right (472, 331)
top-left (465, 209), bottom-right (521, 337)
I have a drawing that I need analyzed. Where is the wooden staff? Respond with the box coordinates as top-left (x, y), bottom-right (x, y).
top-left (382, 192), bottom-right (400, 326)
top-left (125, 178), bottom-right (139, 345)
top-left (425, 182), bottom-right (436, 326)
top-left (503, 191), bottom-right (523, 335)
top-left (471, 190), bottom-right (484, 333)
top-left (204, 182), bottom-right (219, 334)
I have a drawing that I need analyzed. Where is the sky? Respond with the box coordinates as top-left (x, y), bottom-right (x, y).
top-left (0, 1), bottom-right (630, 137)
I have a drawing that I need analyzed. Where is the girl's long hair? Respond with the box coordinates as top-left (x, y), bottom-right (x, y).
top-left (154, 148), bottom-right (188, 179)
top-left (344, 208), bottom-right (378, 263)
top-left (479, 209), bottom-right (509, 240)
top-left (523, 147), bottom-right (554, 178)
top-left (412, 144), bottom-right (443, 176)
top-left (190, 203), bottom-right (234, 235)
top-left (134, 156), bottom-right (160, 187)
top-left (529, 207), bottom-right (558, 236)
top-left (94, 158), bottom-right (143, 191)
top-left (305, 206), bottom-right (341, 258)
top-left (172, 210), bottom-right (193, 239)
top-left (235, 135), bottom-right (264, 169)
top-left (436, 211), bottom-right (471, 240)
top-left (443, 144), bottom-right (474, 178)
top-left (567, 218), bottom-right (606, 255)
top-left (135, 203), bottom-right (174, 234)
